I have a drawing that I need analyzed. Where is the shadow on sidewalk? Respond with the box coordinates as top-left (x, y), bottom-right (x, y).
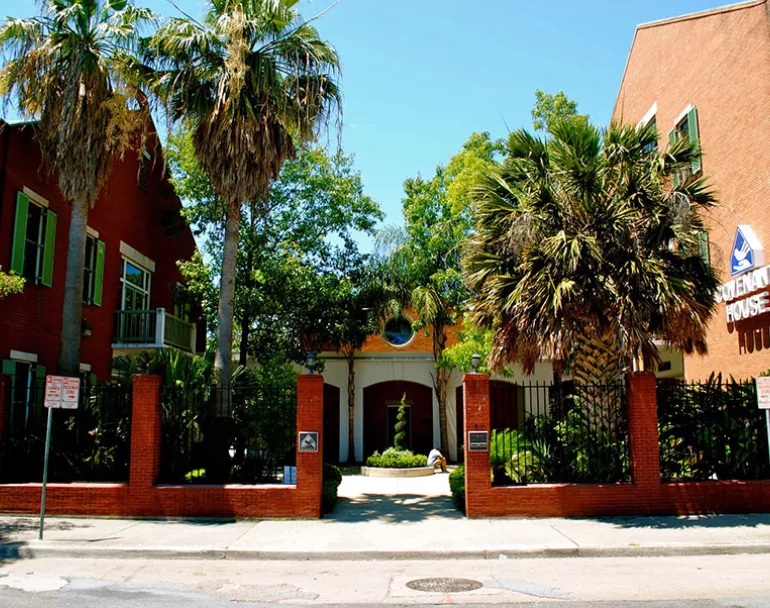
top-left (0, 516), bottom-right (93, 541)
top-left (606, 513), bottom-right (770, 529)
top-left (325, 493), bottom-right (463, 523)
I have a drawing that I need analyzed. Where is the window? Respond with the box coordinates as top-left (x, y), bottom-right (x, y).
top-left (120, 259), bottom-right (151, 311)
top-left (10, 191), bottom-right (56, 286)
top-left (138, 148), bottom-right (151, 190)
top-left (383, 317), bottom-right (414, 346)
top-left (83, 235), bottom-right (106, 306)
top-left (642, 116), bottom-right (658, 154)
top-left (669, 106), bottom-right (702, 185)
top-left (1, 357), bottom-right (45, 432)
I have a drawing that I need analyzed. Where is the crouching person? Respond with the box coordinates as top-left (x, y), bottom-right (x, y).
top-left (427, 447), bottom-right (447, 473)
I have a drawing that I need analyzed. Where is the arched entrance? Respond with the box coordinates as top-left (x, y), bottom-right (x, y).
top-left (323, 383), bottom-right (340, 464)
top-left (363, 381), bottom-right (433, 458)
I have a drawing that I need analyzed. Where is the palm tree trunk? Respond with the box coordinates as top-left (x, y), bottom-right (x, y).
top-left (58, 196), bottom-right (89, 376)
top-left (571, 329), bottom-right (625, 428)
top-left (238, 209), bottom-right (257, 367)
top-left (432, 324), bottom-right (450, 456)
top-left (214, 201), bottom-right (241, 407)
top-left (345, 348), bottom-right (356, 463)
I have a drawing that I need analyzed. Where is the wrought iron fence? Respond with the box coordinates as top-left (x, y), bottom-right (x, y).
top-left (159, 382), bottom-right (297, 485)
top-left (657, 378), bottom-right (769, 481)
top-left (0, 380), bottom-right (132, 483)
top-left (489, 381), bottom-right (631, 485)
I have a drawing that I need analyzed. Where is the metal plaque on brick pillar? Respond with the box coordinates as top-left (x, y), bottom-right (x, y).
top-left (298, 431), bottom-right (319, 452)
top-left (467, 431), bottom-right (489, 451)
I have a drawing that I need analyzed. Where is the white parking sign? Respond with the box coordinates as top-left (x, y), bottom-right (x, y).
top-left (44, 376), bottom-right (80, 409)
top-left (757, 377), bottom-right (770, 410)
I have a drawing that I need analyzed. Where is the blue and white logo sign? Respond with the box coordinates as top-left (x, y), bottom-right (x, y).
top-left (730, 225), bottom-right (764, 277)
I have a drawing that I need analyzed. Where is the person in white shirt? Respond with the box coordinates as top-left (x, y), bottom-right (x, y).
top-left (427, 447), bottom-right (447, 472)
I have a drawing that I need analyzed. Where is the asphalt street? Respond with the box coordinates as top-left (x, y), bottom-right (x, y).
top-left (0, 555), bottom-right (768, 607)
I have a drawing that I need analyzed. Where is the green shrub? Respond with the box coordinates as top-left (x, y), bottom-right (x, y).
top-left (321, 463), bottom-right (343, 515)
top-left (323, 462), bottom-right (343, 485)
top-left (449, 466), bottom-right (465, 514)
top-left (322, 480), bottom-right (339, 514)
top-left (366, 447), bottom-right (428, 468)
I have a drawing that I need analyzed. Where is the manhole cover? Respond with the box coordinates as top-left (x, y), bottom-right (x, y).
top-left (406, 578), bottom-right (483, 593)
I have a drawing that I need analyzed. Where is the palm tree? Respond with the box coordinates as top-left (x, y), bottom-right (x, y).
top-left (465, 120), bottom-right (719, 385)
top-left (0, 0), bottom-right (153, 376)
top-left (144, 0), bottom-right (341, 394)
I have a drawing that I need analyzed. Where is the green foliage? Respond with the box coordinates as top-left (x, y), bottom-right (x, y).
top-left (448, 466), bottom-right (465, 514)
top-left (0, 267), bottom-right (24, 298)
top-left (324, 462), bottom-right (343, 486)
top-left (441, 327), bottom-right (515, 375)
top-left (392, 394), bottom-right (408, 450)
top-left (658, 375), bottom-right (770, 481)
top-left (366, 447), bottom-right (428, 469)
top-left (467, 117), bottom-right (720, 376)
top-left (531, 90), bottom-right (588, 132)
top-left (0, 382), bottom-right (132, 483)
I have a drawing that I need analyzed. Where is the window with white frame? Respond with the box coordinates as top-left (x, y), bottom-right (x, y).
top-left (120, 259), bottom-right (152, 312)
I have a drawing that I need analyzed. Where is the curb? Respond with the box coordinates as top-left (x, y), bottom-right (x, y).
top-left (3, 542), bottom-right (770, 561)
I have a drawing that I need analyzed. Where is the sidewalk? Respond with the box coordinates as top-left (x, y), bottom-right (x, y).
top-left (2, 474), bottom-right (770, 561)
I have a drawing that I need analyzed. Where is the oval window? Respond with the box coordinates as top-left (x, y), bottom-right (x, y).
top-left (383, 317), bottom-right (414, 346)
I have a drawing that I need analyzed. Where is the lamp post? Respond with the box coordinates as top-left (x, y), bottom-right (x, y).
top-left (306, 352), bottom-right (316, 374)
top-left (471, 353), bottom-right (481, 373)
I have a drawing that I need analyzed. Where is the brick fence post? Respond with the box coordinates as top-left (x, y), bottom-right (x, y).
top-left (130, 375), bottom-right (162, 493)
top-left (463, 373), bottom-right (491, 518)
top-left (296, 374), bottom-right (324, 518)
top-left (626, 372), bottom-right (662, 493)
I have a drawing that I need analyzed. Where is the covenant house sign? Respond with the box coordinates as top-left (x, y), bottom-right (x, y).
top-left (715, 225), bottom-right (770, 324)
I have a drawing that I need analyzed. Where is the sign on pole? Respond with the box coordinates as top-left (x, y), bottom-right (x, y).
top-left (757, 377), bottom-right (770, 473)
top-left (40, 375), bottom-right (80, 540)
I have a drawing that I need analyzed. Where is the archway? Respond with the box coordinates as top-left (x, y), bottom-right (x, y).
top-left (363, 381), bottom-right (433, 458)
top-left (323, 383), bottom-right (340, 464)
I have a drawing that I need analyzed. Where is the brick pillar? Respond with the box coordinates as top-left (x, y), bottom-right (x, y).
top-left (463, 373), bottom-right (491, 518)
top-left (130, 374), bottom-right (162, 490)
top-left (296, 374), bottom-right (324, 518)
top-left (626, 372), bottom-right (661, 490)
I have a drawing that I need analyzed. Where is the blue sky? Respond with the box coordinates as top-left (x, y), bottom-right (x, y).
top-left (3, 0), bottom-right (734, 246)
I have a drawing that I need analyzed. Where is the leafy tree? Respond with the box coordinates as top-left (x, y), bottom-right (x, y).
top-left (531, 89), bottom-right (587, 132)
top-left (465, 119), bottom-right (719, 385)
top-left (0, 0), bottom-right (153, 375)
top-left (0, 267), bottom-right (24, 299)
top-left (315, 256), bottom-right (387, 462)
top-left (145, 0), bottom-right (341, 394)
top-left (166, 125), bottom-right (382, 367)
top-left (378, 133), bottom-right (499, 454)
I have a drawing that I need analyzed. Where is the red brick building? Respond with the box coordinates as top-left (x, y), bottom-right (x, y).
top-left (0, 119), bottom-right (201, 430)
top-left (614, 0), bottom-right (770, 380)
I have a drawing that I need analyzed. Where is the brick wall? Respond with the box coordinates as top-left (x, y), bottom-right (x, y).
top-left (612, 1), bottom-right (770, 380)
top-left (0, 123), bottom-right (197, 380)
top-left (463, 373), bottom-right (770, 517)
top-left (0, 374), bottom-right (325, 518)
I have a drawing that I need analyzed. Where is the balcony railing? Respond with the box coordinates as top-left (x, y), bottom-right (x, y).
top-left (113, 308), bottom-right (196, 353)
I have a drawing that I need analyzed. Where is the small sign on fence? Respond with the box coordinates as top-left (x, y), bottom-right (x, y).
top-left (756, 377), bottom-right (770, 409)
top-left (298, 431), bottom-right (319, 453)
top-left (467, 431), bottom-right (489, 452)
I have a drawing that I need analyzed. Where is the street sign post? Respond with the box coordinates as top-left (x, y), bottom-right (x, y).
top-left (39, 375), bottom-right (80, 540)
top-left (756, 377), bottom-right (770, 470)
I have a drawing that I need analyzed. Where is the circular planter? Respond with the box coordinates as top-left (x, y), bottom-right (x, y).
top-left (361, 466), bottom-right (435, 478)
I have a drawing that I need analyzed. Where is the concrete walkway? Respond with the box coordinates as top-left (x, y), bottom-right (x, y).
top-left (2, 474), bottom-right (770, 561)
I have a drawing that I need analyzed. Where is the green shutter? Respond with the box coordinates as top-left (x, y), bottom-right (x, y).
top-left (10, 192), bottom-right (29, 274)
top-left (668, 130), bottom-right (680, 188)
top-left (35, 364), bottom-right (46, 413)
top-left (687, 107), bottom-right (702, 174)
top-left (93, 240), bottom-right (106, 306)
top-left (41, 210), bottom-right (56, 287)
top-left (2, 360), bottom-right (16, 430)
top-left (90, 372), bottom-right (97, 387)
top-left (698, 230), bottom-right (710, 265)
